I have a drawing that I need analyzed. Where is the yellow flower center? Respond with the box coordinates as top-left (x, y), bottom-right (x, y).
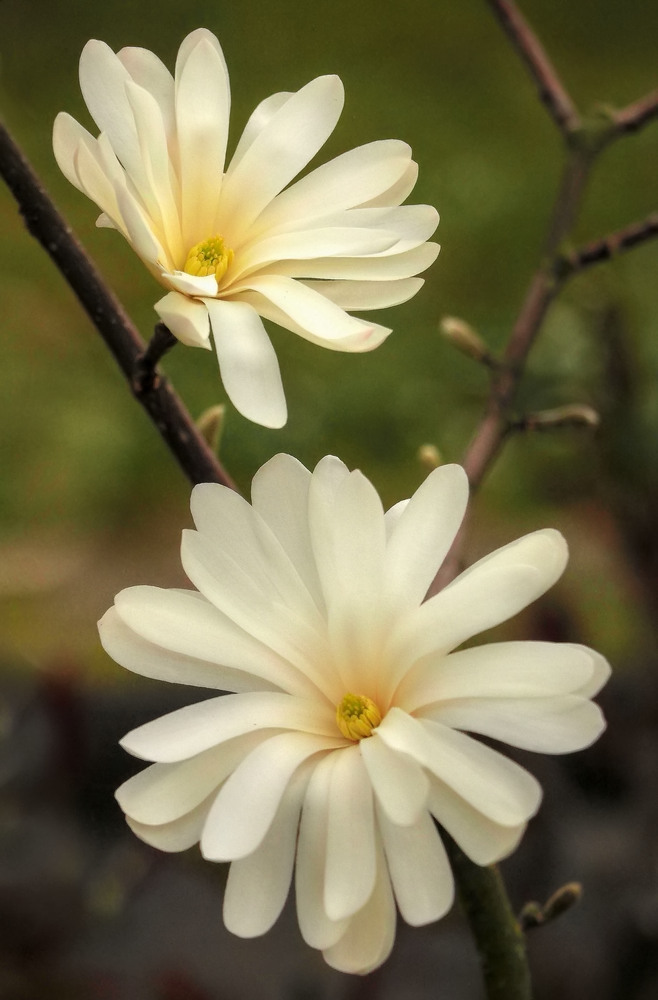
top-left (336, 693), bottom-right (382, 741)
top-left (183, 235), bottom-right (234, 281)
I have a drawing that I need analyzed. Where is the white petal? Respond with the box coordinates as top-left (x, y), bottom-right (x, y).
top-left (126, 793), bottom-right (213, 853)
top-left (377, 803), bottom-right (454, 926)
top-left (398, 641), bottom-right (600, 712)
top-left (266, 241), bottom-right (439, 280)
top-left (253, 140), bottom-right (413, 236)
top-left (322, 842), bottom-right (396, 975)
top-left (52, 112), bottom-right (94, 193)
top-left (572, 646), bottom-right (611, 697)
top-left (201, 732), bottom-right (338, 860)
top-left (120, 691), bottom-right (337, 763)
top-left (296, 754), bottom-right (349, 950)
top-left (223, 765), bottom-right (309, 937)
top-left (117, 45), bottom-right (175, 143)
top-left (116, 730), bottom-right (266, 823)
top-left (219, 75), bottom-right (344, 239)
top-left (358, 160), bottom-right (419, 208)
top-left (229, 91), bottom-right (293, 171)
top-left (174, 30), bottom-right (230, 247)
top-left (114, 181), bottom-right (164, 265)
top-left (427, 777), bottom-right (526, 865)
top-left (376, 709), bottom-right (542, 826)
top-left (302, 277), bottom-right (424, 311)
top-left (385, 464), bottom-right (469, 610)
top-left (425, 695), bottom-right (606, 754)
top-left (164, 271), bottom-right (218, 296)
top-left (154, 291), bottom-right (211, 348)
top-left (110, 586), bottom-right (310, 696)
top-left (204, 297), bottom-right (287, 428)
top-left (360, 732), bottom-right (429, 826)
top-left (250, 454), bottom-right (325, 611)
top-left (324, 746), bottom-right (377, 921)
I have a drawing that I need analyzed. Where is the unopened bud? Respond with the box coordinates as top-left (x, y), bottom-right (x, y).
top-left (418, 444), bottom-right (442, 470)
top-left (440, 316), bottom-right (495, 366)
top-left (518, 404), bottom-right (600, 433)
top-left (196, 404), bottom-right (226, 453)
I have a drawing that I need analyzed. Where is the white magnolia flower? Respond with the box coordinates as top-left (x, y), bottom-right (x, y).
top-left (99, 456), bottom-right (609, 974)
top-left (53, 29), bottom-right (439, 428)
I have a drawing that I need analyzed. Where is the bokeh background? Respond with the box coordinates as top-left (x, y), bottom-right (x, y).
top-left (1, 0), bottom-right (658, 997)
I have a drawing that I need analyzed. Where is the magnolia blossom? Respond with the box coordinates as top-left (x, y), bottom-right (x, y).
top-left (99, 455), bottom-right (609, 974)
top-left (53, 29), bottom-right (439, 428)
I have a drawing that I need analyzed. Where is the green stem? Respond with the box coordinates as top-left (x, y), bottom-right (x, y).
top-left (445, 837), bottom-right (532, 1000)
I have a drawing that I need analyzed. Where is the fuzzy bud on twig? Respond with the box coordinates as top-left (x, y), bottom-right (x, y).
top-left (520, 882), bottom-right (583, 932)
top-left (511, 404), bottom-right (600, 434)
top-left (196, 404), bottom-right (226, 455)
top-left (440, 317), bottom-right (499, 369)
top-left (418, 443), bottom-right (442, 471)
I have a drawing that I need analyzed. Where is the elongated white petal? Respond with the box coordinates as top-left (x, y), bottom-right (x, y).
top-left (302, 277), bottom-right (423, 311)
top-left (219, 75), bottom-right (344, 239)
top-left (377, 803), bottom-right (454, 926)
top-left (154, 291), bottom-right (211, 348)
top-left (358, 160), bottom-right (419, 208)
top-left (52, 113), bottom-right (94, 192)
top-left (267, 241), bottom-right (440, 280)
top-left (324, 746), bottom-right (377, 921)
top-left (360, 732), bottom-right (429, 825)
top-left (427, 777), bottom-right (527, 865)
top-left (253, 140), bottom-right (413, 236)
top-left (116, 731), bottom-right (266, 824)
top-left (204, 297), bottom-right (287, 428)
top-left (111, 586), bottom-right (312, 696)
top-left (385, 464), bottom-right (468, 610)
top-left (296, 754), bottom-right (349, 949)
top-left (573, 647), bottom-right (612, 697)
top-left (127, 793), bottom-right (214, 852)
top-left (121, 691), bottom-right (337, 763)
top-left (175, 30), bottom-right (230, 247)
top-left (377, 709), bottom-right (542, 826)
top-left (398, 641), bottom-right (599, 712)
top-left (323, 842), bottom-right (396, 975)
top-left (230, 91), bottom-right (293, 171)
top-left (425, 695), bottom-right (607, 753)
top-left (117, 45), bottom-right (176, 143)
top-left (201, 732), bottom-right (338, 860)
top-left (223, 765), bottom-right (309, 937)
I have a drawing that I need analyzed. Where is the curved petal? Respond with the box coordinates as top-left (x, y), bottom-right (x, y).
top-left (359, 731), bottom-right (429, 826)
top-left (219, 75), bottom-right (344, 239)
top-left (572, 646), bottom-right (611, 697)
top-left (126, 793), bottom-right (214, 853)
top-left (324, 746), bottom-right (377, 921)
top-left (302, 277), bottom-right (424, 311)
top-left (200, 732), bottom-right (337, 860)
top-left (385, 464), bottom-right (469, 610)
top-left (223, 764), bottom-right (309, 937)
top-left (52, 112), bottom-right (95, 193)
top-left (120, 691), bottom-right (337, 763)
top-left (230, 91), bottom-right (293, 171)
top-left (377, 803), bottom-right (454, 926)
top-left (117, 45), bottom-right (175, 143)
top-left (427, 777), bottom-right (527, 866)
top-left (204, 297), bottom-right (287, 429)
top-left (423, 695), bottom-right (607, 754)
top-left (358, 160), bottom-right (419, 208)
top-left (154, 291), bottom-right (211, 348)
top-left (264, 241), bottom-right (440, 280)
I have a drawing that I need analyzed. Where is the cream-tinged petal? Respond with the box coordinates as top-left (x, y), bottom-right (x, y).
top-left (116, 731), bottom-right (266, 824)
top-left (126, 793), bottom-right (213, 853)
top-left (398, 641), bottom-right (598, 711)
top-left (358, 160), bottom-right (419, 208)
top-left (324, 746), bottom-right (377, 921)
top-left (252, 140), bottom-right (413, 236)
top-left (572, 646), bottom-right (612, 698)
top-left (377, 709), bottom-right (542, 826)
top-left (201, 732), bottom-right (339, 860)
top-left (302, 277), bottom-right (424, 311)
top-left (424, 695), bottom-right (607, 754)
top-left (117, 45), bottom-right (175, 145)
top-left (359, 732), bottom-right (429, 826)
top-left (250, 454), bottom-right (325, 612)
top-left (427, 778), bottom-right (527, 866)
top-left (229, 91), bottom-right (293, 172)
top-left (114, 181), bottom-right (164, 265)
top-left (296, 754), bottom-right (349, 949)
top-left (120, 691), bottom-right (336, 764)
top-left (164, 271), bottom-right (218, 297)
top-left (288, 204), bottom-right (438, 251)
top-left (98, 603), bottom-right (279, 694)
top-left (154, 291), bottom-right (211, 348)
top-left (219, 75), bottom-right (344, 239)
top-left (223, 765), bottom-right (309, 937)
top-left (265, 241), bottom-right (440, 280)
top-left (52, 112), bottom-right (94, 192)
top-left (377, 804), bottom-right (454, 926)
top-left (175, 30), bottom-right (230, 247)
top-left (204, 297), bottom-right (287, 429)
top-left (323, 842), bottom-right (396, 975)
top-left (385, 464), bottom-right (468, 611)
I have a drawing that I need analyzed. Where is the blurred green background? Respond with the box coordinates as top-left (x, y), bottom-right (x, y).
top-left (1, 1), bottom-right (658, 996)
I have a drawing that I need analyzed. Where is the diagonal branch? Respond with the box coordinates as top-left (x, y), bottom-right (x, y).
top-left (556, 212), bottom-right (658, 278)
top-left (611, 89), bottom-right (658, 135)
top-left (0, 120), bottom-right (235, 491)
top-left (486, 0), bottom-right (581, 135)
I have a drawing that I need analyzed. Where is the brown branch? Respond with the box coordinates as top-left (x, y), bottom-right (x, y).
top-left (0, 120), bottom-right (235, 491)
top-left (611, 89), bottom-right (658, 135)
top-left (486, 0), bottom-right (581, 135)
top-left (556, 212), bottom-right (658, 278)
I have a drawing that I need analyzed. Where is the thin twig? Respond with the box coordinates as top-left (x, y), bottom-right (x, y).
top-left (0, 120), bottom-right (235, 491)
top-left (556, 213), bottom-right (658, 278)
top-left (486, 0), bottom-right (581, 135)
top-left (612, 89), bottom-right (658, 135)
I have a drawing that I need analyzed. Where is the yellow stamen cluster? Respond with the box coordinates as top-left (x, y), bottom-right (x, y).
top-left (183, 235), bottom-right (234, 281)
top-left (336, 693), bottom-right (382, 741)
